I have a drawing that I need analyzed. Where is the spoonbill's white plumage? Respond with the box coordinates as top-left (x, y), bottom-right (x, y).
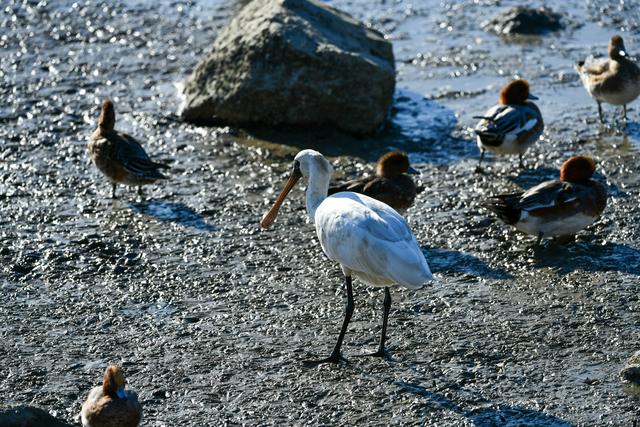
top-left (261, 149), bottom-right (433, 364)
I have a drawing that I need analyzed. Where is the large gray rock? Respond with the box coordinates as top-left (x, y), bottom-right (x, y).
top-left (180, 0), bottom-right (395, 134)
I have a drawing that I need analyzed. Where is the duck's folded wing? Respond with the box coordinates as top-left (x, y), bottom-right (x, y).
top-left (579, 56), bottom-right (610, 75)
top-left (516, 180), bottom-right (576, 211)
top-left (116, 133), bottom-right (169, 179)
top-left (327, 176), bottom-right (369, 195)
top-left (363, 177), bottom-right (416, 207)
top-left (476, 105), bottom-right (539, 142)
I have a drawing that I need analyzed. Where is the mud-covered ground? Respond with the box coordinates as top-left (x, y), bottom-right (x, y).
top-left (1, 0), bottom-right (639, 425)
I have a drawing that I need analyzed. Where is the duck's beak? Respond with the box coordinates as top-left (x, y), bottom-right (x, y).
top-left (260, 166), bottom-right (302, 229)
top-left (116, 386), bottom-right (126, 399)
top-left (407, 166), bottom-right (420, 175)
top-left (527, 93), bottom-right (539, 100)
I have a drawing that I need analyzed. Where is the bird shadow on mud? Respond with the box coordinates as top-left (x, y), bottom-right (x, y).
top-left (128, 200), bottom-right (216, 232)
top-left (395, 382), bottom-right (574, 427)
top-left (533, 240), bottom-right (640, 276)
top-left (387, 89), bottom-right (476, 166)
top-left (243, 88), bottom-right (475, 165)
top-left (422, 246), bottom-right (513, 280)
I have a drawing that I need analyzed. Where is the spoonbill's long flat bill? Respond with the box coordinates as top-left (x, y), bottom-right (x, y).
top-left (260, 149), bottom-right (434, 364)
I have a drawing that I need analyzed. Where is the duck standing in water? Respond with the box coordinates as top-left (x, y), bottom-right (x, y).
top-left (576, 35), bottom-right (640, 123)
top-left (261, 150), bottom-right (434, 364)
top-left (328, 151), bottom-right (422, 213)
top-left (88, 100), bottom-right (170, 198)
top-left (484, 156), bottom-right (607, 245)
top-left (81, 365), bottom-right (142, 427)
top-left (474, 79), bottom-right (544, 171)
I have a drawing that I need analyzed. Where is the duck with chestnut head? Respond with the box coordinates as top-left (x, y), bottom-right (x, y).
top-left (575, 35), bottom-right (640, 123)
top-left (328, 151), bottom-right (422, 214)
top-left (88, 100), bottom-right (170, 198)
top-left (483, 156), bottom-right (607, 245)
top-left (80, 365), bottom-right (142, 427)
top-left (474, 79), bottom-right (544, 171)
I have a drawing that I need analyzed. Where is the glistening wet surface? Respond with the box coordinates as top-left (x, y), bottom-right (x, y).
top-left (1, 0), bottom-right (639, 425)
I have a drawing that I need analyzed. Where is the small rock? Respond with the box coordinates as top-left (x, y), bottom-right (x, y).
top-left (180, 0), bottom-right (395, 135)
top-left (152, 389), bottom-right (169, 399)
top-left (483, 7), bottom-right (563, 36)
top-left (620, 350), bottom-right (640, 385)
top-left (0, 406), bottom-right (72, 427)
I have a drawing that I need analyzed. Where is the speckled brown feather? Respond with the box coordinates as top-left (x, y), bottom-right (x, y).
top-left (82, 394), bottom-right (142, 427)
top-left (81, 366), bottom-right (142, 427)
top-left (88, 100), bottom-right (169, 192)
top-left (576, 35), bottom-right (640, 104)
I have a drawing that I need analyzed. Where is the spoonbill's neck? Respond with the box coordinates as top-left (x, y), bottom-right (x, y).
top-left (305, 167), bottom-right (330, 223)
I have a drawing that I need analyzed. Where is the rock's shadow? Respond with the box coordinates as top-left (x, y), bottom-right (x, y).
top-left (422, 246), bottom-right (513, 280)
top-left (396, 382), bottom-right (574, 427)
top-left (243, 88), bottom-right (474, 164)
top-left (128, 200), bottom-right (215, 232)
top-left (534, 241), bottom-right (640, 276)
top-left (389, 89), bottom-right (476, 166)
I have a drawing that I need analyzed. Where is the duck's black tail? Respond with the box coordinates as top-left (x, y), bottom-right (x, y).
top-left (483, 194), bottom-right (522, 225)
top-left (475, 130), bottom-right (503, 147)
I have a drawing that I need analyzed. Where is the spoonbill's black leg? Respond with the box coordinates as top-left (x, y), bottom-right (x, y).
top-left (623, 104), bottom-right (627, 121)
top-left (304, 275), bottom-right (354, 366)
top-left (361, 287), bottom-right (392, 358)
top-left (111, 183), bottom-right (117, 199)
top-left (536, 232), bottom-right (543, 247)
top-left (519, 153), bottom-right (525, 169)
top-left (138, 186), bottom-right (143, 196)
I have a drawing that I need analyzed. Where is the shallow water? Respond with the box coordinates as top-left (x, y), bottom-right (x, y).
top-left (1, 0), bottom-right (639, 425)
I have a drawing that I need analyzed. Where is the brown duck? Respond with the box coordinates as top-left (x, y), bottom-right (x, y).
top-left (328, 151), bottom-right (422, 213)
top-left (88, 100), bottom-right (169, 198)
top-left (81, 365), bottom-right (142, 427)
top-left (576, 35), bottom-right (640, 122)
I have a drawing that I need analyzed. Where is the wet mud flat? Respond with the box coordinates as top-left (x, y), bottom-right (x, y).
top-left (1, 0), bottom-right (639, 425)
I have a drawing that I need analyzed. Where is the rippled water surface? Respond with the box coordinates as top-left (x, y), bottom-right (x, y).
top-left (1, 0), bottom-right (639, 425)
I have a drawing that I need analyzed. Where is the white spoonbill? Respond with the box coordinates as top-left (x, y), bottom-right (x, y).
top-left (260, 150), bottom-right (434, 364)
